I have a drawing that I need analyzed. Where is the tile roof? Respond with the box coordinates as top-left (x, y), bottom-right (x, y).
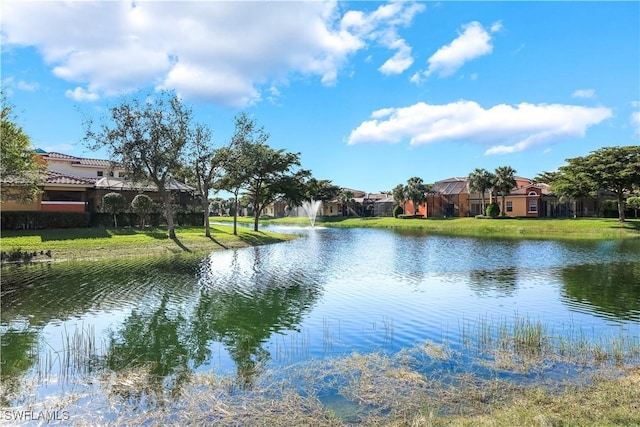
top-left (44, 152), bottom-right (118, 168)
top-left (95, 177), bottom-right (194, 192)
top-left (46, 171), bottom-right (97, 186)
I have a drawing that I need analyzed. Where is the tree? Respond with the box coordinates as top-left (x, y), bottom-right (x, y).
top-left (539, 146), bottom-right (640, 222)
top-left (244, 142), bottom-right (307, 232)
top-left (304, 178), bottom-right (341, 202)
top-left (338, 189), bottom-right (355, 216)
top-left (392, 184), bottom-right (406, 216)
top-left (216, 144), bottom-right (248, 236)
top-left (1, 96), bottom-right (45, 203)
top-left (562, 146), bottom-right (640, 222)
top-left (405, 177), bottom-right (427, 217)
top-left (627, 196), bottom-right (640, 218)
top-left (467, 168), bottom-right (495, 214)
top-left (493, 166), bottom-right (517, 217)
top-left (181, 123), bottom-right (225, 238)
top-left (102, 192), bottom-right (126, 227)
top-left (84, 91), bottom-right (192, 239)
top-left (131, 194), bottom-right (155, 229)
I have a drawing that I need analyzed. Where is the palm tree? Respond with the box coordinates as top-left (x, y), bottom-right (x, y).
top-left (338, 189), bottom-right (355, 216)
top-left (405, 177), bottom-right (427, 217)
top-left (392, 184), bottom-right (407, 215)
top-left (493, 166), bottom-right (517, 217)
top-left (467, 168), bottom-right (495, 215)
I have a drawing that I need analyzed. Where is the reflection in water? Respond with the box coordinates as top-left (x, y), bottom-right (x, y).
top-left (468, 267), bottom-right (518, 296)
top-left (561, 262), bottom-right (640, 321)
top-left (0, 228), bottom-right (639, 408)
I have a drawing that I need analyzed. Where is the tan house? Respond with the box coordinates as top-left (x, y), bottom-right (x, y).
top-left (1, 151), bottom-right (195, 216)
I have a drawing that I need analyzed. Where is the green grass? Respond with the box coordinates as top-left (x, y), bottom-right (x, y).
top-left (0, 225), bottom-right (296, 262)
top-left (216, 215), bottom-right (640, 239)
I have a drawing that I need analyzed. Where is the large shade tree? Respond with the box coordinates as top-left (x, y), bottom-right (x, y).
top-left (1, 96), bottom-right (44, 202)
top-left (467, 168), bottom-right (495, 214)
top-left (547, 146), bottom-right (640, 222)
top-left (493, 166), bottom-right (517, 217)
top-left (84, 91), bottom-right (192, 239)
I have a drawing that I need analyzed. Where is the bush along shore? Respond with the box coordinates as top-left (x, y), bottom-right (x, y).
top-left (0, 225), bottom-right (296, 264)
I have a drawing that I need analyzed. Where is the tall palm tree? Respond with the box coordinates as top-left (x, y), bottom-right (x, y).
top-left (467, 168), bottom-right (495, 215)
top-left (405, 176), bottom-right (427, 217)
top-left (338, 189), bottom-right (355, 216)
top-left (493, 166), bottom-right (517, 217)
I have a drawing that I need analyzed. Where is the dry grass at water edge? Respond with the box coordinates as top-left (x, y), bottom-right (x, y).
top-left (12, 319), bottom-right (640, 426)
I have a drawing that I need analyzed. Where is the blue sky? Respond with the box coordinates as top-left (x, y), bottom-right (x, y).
top-left (2, 1), bottom-right (639, 193)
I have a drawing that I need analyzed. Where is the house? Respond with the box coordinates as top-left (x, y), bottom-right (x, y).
top-left (1, 151), bottom-right (195, 216)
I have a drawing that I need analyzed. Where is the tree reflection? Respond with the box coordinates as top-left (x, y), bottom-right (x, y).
top-left (0, 329), bottom-right (39, 406)
top-left (468, 267), bottom-right (518, 296)
top-left (561, 262), bottom-right (640, 321)
top-left (192, 276), bottom-right (320, 387)
top-left (106, 294), bottom-right (191, 404)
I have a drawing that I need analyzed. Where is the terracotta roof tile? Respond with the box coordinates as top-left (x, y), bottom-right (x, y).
top-left (46, 171), bottom-right (97, 186)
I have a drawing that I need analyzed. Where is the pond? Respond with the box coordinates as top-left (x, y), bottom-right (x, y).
top-left (1, 226), bottom-right (640, 421)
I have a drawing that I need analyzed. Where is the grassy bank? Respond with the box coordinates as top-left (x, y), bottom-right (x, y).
top-left (216, 216), bottom-right (640, 239)
top-left (0, 225), bottom-right (296, 263)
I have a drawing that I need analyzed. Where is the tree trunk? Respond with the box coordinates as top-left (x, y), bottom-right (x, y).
top-left (480, 190), bottom-right (486, 215)
top-left (254, 212), bottom-right (259, 232)
top-left (203, 198), bottom-right (211, 237)
top-left (161, 191), bottom-right (176, 239)
top-left (233, 195), bottom-right (238, 236)
top-left (501, 195), bottom-right (506, 217)
top-left (617, 193), bottom-right (626, 222)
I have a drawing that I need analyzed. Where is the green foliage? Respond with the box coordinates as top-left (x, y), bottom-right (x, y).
top-left (131, 194), bottom-right (155, 228)
top-left (392, 205), bottom-right (404, 218)
top-left (303, 178), bottom-right (340, 202)
top-left (543, 146), bottom-right (640, 222)
top-left (102, 192), bottom-right (127, 227)
top-left (85, 91), bottom-right (193, 238)
top-left (405, 176), bottom-right (428, 216)
top-left (486, 202), bottom-right (500, 218)
top-left (0, 211), bottom-right (90, 230)
top-left (467, 168), bottom-right (495, 212)
top-left (627, 196), bottom-right (640, 218)
top-left (494, 166), bottom-right (517, 217)
top-left (1, 95), bottom-right (45, 203)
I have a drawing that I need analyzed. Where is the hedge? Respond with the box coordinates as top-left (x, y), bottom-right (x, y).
top-left (1, 211), bottom-right (91, 230)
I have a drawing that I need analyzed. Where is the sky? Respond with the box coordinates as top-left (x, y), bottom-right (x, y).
top-left (2, 1), bottom-right (639, 193)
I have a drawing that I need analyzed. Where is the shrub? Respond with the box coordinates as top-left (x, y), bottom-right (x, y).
top-left (393, 205), bottom-right (404, 218)
top-left (0, 212), bottom-right (90, 230)
top-left (131, 194), bottom-right (155, 229)
top-left (485, 202), bottom-right (500, 218)
top-left (102, 192), bottom-right (127, 227)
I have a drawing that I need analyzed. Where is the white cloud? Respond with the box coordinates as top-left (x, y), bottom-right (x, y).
top-left (2, 77), bottom-right (39, 93)
top-left (490, 21), bottom-right (503, 33)
top-left (347, 100), bottom-right (612, 155)
top-left (632, 111), bottom-right (640, 136)
top-left (65, 87), bottom-right (100, 102)
top-left (420, 21), bottom-right (495, 79)
top-left (572, 89), bottom-right (596, 99)
top-left (1, 1), bottom-right (424, 107)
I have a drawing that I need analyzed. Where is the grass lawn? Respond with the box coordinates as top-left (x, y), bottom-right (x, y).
top-left (0, 225), bottom-right (296, 262)
top-left (216, 215), bottom-right (640, 239)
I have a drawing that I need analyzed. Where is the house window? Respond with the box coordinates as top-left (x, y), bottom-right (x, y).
top-left (528, 191), bottom-right (538, 196)
top-left (97, 171), bottom-right (104, 177)
top-left (330, 206), bottom-right (333, 213)
top-left (506, 201), bottom-right (513, 212)
top-left (529, 200), bottom-right (538, 213)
